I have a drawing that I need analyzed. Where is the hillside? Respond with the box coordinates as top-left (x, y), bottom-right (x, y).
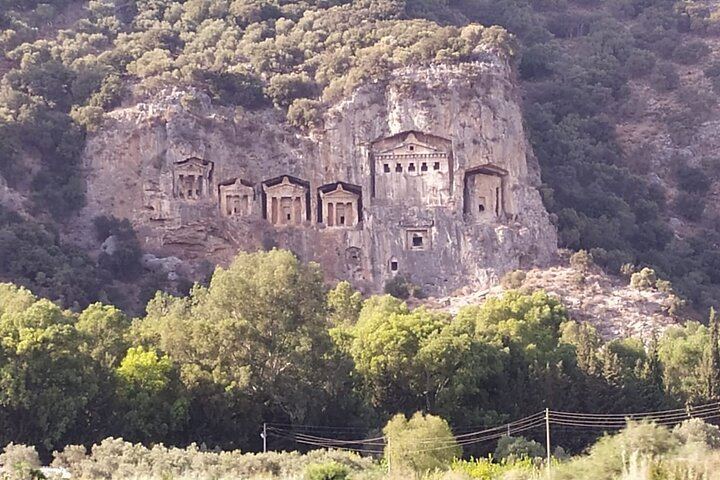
top-left (0, 0), bottom-right (719, 314)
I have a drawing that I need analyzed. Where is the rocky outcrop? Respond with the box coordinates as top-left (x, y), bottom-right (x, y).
top-left (81, 57), bottom-right (557, 294)
top-left (429, 262), bottom-right (679, 341)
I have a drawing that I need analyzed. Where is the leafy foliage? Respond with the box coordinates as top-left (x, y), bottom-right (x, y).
top-left (384, 412), bottom-right (461, 473)
top-left (1, 249), bottom-right (719, 461)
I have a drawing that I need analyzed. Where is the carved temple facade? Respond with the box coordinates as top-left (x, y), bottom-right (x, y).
top-left (173, 157), bottom-right (213, 199)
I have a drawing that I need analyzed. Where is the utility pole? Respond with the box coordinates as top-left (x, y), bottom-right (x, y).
top-left (545, 408), bottom-right (551, 478)
top-left (261, 423), bottom-right (267, 453)
top-left (386, 436), bottom-right (391, 474)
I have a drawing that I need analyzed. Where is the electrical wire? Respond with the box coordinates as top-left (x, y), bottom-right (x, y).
top-left (267, 430), bottom-right (384, 455)
top-left (266, 427), bottom-right (386, 445)
top-left (550, 405), bottom-right (720, 423)
top-left (265, 422), bottom-right (374, 431)
top-left (549, 406), bottom-right (720, 429)
top-left (262, 400), bottom-right (720, 455)
top-left (549, 400), bottom-right (720, 419)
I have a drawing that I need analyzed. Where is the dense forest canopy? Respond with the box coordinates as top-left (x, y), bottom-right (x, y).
top-left (2, 249), bottom-right (720, 461)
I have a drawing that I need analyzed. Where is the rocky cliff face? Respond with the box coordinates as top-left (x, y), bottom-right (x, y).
top-left (81, 57), bottom-right (557, 294)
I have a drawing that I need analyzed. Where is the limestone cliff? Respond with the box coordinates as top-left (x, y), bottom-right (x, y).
top-left (81, 57), bottom-right (557, 294)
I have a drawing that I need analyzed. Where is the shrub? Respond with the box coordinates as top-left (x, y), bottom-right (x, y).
top-left (304, 461), bottom-right (350, 480)
top-left (673, 418), bottom-right (720, 448)
top-left (624, 49), bottom-right (656, 78)
top-left (570, 250), bottom-right (593, 272)
top-left (630, 267), bottom-right (658, 290)
top-left (265, 72), bottom-right (317, 108)
top-left (384, 276), bottom-right (422, 299)
top-left (70, 105), bottom-right (105, 132)
top-left (672, 40), bottom-right (710, 65)
top-left (673, 191), bottom-right (705, 221)
top-left (501, 270), bottom-right (527, 289)
top-left (570, 249), bottom-right (593, 286)
top-left (287, 98), bottom-right (322, 129)
top-left (650, 62), bottom-right (680, 92)
top-left (494, 436), bottom-right (545, 462)
top-left (0, 443), bottom-right (41, 470)
top-left (452, 457), bottom-right (538, 479)
top-left (674, 163), bottom-right (711, 194)
top-left (50, 438), bottom-right (376, 479)
top-left (199, 70), bottom-right (268, 108)
top-left (93, 215), bottom-right (143, 280)
top-left (620, 263), bottom-right (635, 277)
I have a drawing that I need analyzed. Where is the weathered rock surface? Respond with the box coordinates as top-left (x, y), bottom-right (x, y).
top-left (81, 58), bottom-right (557, 294)
top-left (428, 261), bottom-right (679, 341)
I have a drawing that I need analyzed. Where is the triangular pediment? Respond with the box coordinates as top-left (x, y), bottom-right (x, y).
top-left (219, 178), bottom-right (254, 194)
top-left (377, 132), bottom-right (442, 156)
top-left (176, 157), bottom-right (210, 167)
top-left (263, 176), bottom-right (307, 193)
top-left (466, 163), bottom-right (509, 177)
top-left (322, 185), bottom-right (359, 199)
top-left (175, 157), bottom-right (213, 176)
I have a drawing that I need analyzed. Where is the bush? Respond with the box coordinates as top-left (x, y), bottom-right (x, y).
top-left (494, 436), bottom-right (545, 462)
top-left (673, 191), bottom-right (705, 221)
top-left (630, 267), bottom-right (658, 290)
top-left (673, 418), bottom-right (720, 448)
top-left (50, 438), bottom-right (376, 479)
top-left (384, 276), bottom-right (422, 299)
top-left (199, 70), bottom-right (268, 108)
top-left (304, 461), bottom-right (350, 480)
top-left (0, 443), bottom-right (41, 470)
top-left (570, 250), bottom-right (593, 272)
top-left (624, 49), bottom-right (656, 78)
top-left (501, 270), bottom-right (527, 289)
top-left (674, 163), bottom-right (711, 194)
top-left (672, 40), bottom-right (710, 65)
top-left (650, 62), bottom-right (680, 92)
top-left (93, 215), bottom-right (143, 280)
top-left (287, 98), bottom-right (322, 129)
top-left (265, 72), bottom-right (317, 108)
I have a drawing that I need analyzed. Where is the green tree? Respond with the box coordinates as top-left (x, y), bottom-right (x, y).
top-left (460, 290), bottom-right (571, 364)
top-left (658, 322), bottom-right (709, 402)
top-left (350, 297), bottom-right (503, 424)
top-left (115, 346), bottom-right (188, 442)
top-left (76, 302), bottom-right (130, 369)
top-left (707, 307), bottom-right (720, 399)
top-left (138, 250), bottom-right (345, 447)
top-left (384, 412), bottom-right (460, 474)
top-left (327, 281), bottom-right (363, 325)
top-left (0, 284), bottom-right (98, 451)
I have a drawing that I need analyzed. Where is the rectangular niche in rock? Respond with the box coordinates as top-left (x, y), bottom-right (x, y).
top-left (371, 131), bottom-right (452, 205)
top-left (318, 182), bottom-right (362, 227)
top-left (262, 175), bottom-right (310, 226)
top-left (406, 228), bottom-right (431, 251)
top-left (219, 178), bottom-right (255, 217)
top-left (173, 157), bottom-right (214, 199)
top-left (463, 164), bottom-right (508, 222)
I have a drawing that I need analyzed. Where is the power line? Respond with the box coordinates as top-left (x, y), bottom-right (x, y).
top-left (550, 400), bottom-right (720, 420)
top-left (265, 422), bottom-right (374, 431)
top-left (260, 399), bottom-right (720, 456)
top-left (267, 427), bottom-right (386, 446)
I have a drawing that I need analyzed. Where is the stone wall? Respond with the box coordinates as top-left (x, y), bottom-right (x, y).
top-left (81, 58), bottom-right (557, 294)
